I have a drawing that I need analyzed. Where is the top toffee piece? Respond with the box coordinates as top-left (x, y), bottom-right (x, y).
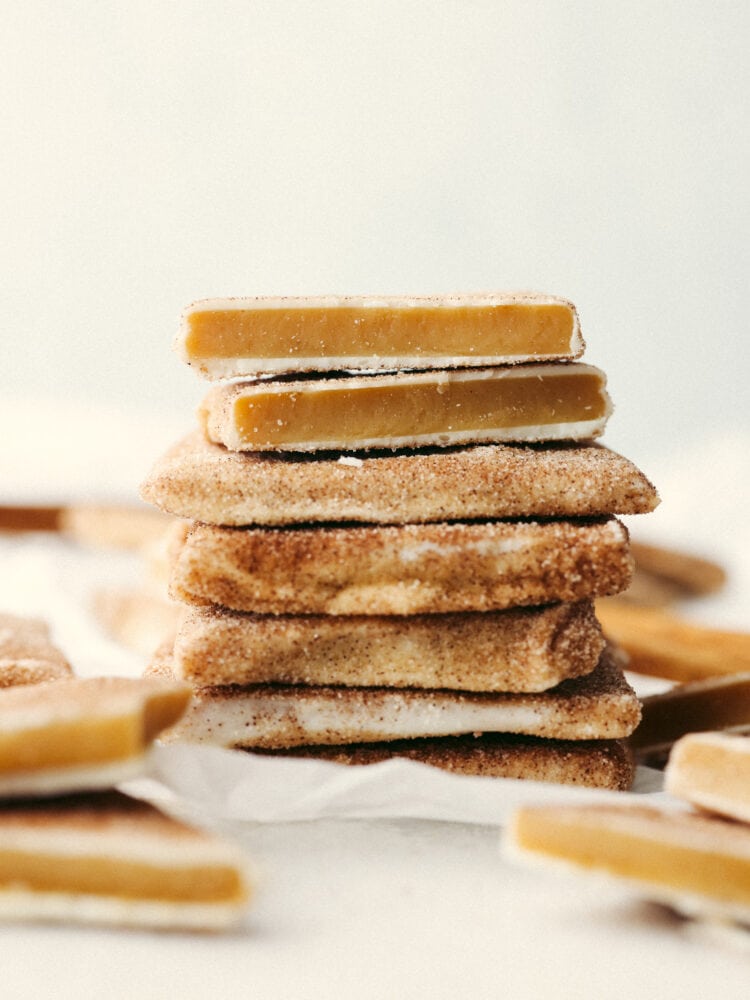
top-left (176, 293), bottom-right (584, 378)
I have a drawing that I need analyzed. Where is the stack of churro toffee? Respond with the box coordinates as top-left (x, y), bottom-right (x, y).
top-left (142, 294), bottom-right (659, 790)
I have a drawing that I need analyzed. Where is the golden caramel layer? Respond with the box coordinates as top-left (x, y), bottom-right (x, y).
top-left (0, 716), bottom-right (138, 773)
top-left (0, 677), bottom-right (190, 776)
top-left (510, 804), bottom-right (750, 914)
top-left (0, 849), bottom-right (243, 904)
top-left (0, 791), bottom-right (250, 927)
top-left (179, 294), bottom-right (582, 376)
top-left (200, 364), bottom-right (610, 452)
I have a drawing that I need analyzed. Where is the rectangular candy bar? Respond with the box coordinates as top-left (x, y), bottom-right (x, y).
top-left (507, 802), bottom-right (750, 927)
top-left (141, 431), bottom-right (659, 526)
top-left (169, 517), bottom-right (633, 616)
top-left (172, 601), bottom-right (605, 693)
top-left (178, 293), bottom-right (583, 378)
top-left (0, 676), bottom-right (190, 797)
top-left (198, 364), bottom-right (611, 452)
top-left (152, 643), bottom-right (641, 748)
top-left (0, 791), bottom-right (249, 930)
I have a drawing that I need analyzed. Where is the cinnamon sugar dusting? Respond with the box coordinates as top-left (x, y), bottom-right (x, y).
top-left (172, 601), bottom-right (604, 692)
top-left (169, 518), bottom-right (633, 616)
top-left (152, 643), bottom-right (640, 747)
top-left (141, 431), bottom-right (659, 526)
top-left (259, 734), bottom-right (634, 790)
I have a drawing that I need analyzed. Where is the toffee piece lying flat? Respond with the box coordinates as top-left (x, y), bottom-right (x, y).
top-left (0, 791), bottom-right (249, 930)
top-left (173, 601), bottom-right (605, 693)
top-left (0, 676), bottom-right (191, 797)
top-left (507, 802), bottom-right (750, 927)
top-left (260, 734), bottom-right (635, 791)
top-left (178, 293), bottom-right (583, 378)
top-left (169, 517), bottom-right (633, 616)
top-left (198, 363), bottom-right (611, 452)
top-left (141, 431), bottom-right (659, 526)
top-left (151, 644), bottom-right (640, 748)
top-left (0, 613), bottom-right (73, 687)
top-left (665, 733), bottom-right (750, 824)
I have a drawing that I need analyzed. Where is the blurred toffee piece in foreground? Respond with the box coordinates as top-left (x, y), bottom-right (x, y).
top-left (0, 623), bottom-right (251, 931)
top-left (0, 675), bottom-right (190, 798)
top-left (507, 727), bottom-right (750, 931)
top-left (506, 800), bottom-right (750, 927)
top-left (0, 791), bottom-right (249, 931)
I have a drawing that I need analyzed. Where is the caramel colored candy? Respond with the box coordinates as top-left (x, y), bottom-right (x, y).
top-left (178, 293), bottom-right (583, 378)
top-left (596, 603), bottom-right (750, 682)
top-left (508, 802), bottom-right (750, 926)
top-left (0, 676), bottom-right (191, 797)
top-left (173, 600), bottom-right (605, 693)
top-left (666, 732), bottom-right (750, 823)
top-left (199, 364), bottom-right (611, 452)
top-left (0, 791), bottom-right (249, 930)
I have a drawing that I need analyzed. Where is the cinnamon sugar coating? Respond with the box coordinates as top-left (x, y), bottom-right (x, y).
top-left (260, 734), bottom-right (635, 790)
top-left (141, 431), bottom-right (659, 526)
top-left (169, 517), bottom-right (633, 616)
top-left (173, 601), bottom-right (604, 692)
top-left (150, 643), bottom-right (641, 747)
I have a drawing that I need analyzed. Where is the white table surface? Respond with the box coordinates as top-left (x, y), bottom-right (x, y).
top-left (1, 410), bottom-right (749, 998)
